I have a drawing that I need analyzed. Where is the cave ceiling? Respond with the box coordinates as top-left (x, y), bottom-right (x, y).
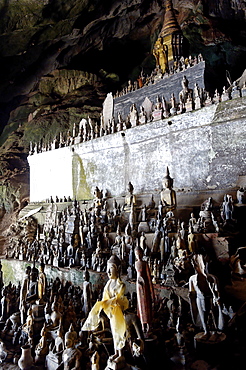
top-left (0, 0), bottom-right (245, 213)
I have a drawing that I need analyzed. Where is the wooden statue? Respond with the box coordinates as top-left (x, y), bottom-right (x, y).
top-left (189, 254), bottom-right (224, 339)
top-left (135, 246), bottom-right (155, 337)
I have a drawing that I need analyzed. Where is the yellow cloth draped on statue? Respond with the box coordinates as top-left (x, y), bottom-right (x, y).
top-left (82, 278), bottom-right (129, 350)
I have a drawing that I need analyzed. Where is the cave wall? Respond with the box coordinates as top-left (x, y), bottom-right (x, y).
top-left (28, 95), bottom-right (246, 205)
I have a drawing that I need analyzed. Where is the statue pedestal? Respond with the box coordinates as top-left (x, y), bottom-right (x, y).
top-left (105, 355), bottom-right (131, 370)
top-left (194, 332), bottom-right (226, 362)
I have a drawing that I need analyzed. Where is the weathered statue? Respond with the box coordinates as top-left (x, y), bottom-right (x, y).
top-left (188, 232), bottom-right (198, 254)
top-left (81, 269), bottom-right (93, 318)
top-left (91, 351), bottom-right (100, 370)
top-left (179, 75), bottom-right (193, 112)
top-left (93, 186), bottom-right (102, 207)
top-left (111, 224), bottom-right (122, 256)
top-left (19, 265), bottom-right (31, 325)
top-left (198, 197), bottom-right (218, 233)
top-left (35, 324), bottom-right (48, 364)
top-left (189, 212), bottom-right (198, 233)
top-left (22, 307), bottom-right (34, 344)
top-left (152, 96), bottom-right (163, 121)
top-left (82, 255), bottom-right (129, 362)
top-left (189, 254), bottom-right (224, 339)
top-left (53, 323), bottom-right (64, 353)
top-left (221, 194), bottom-right (234, 225)
top-left (38, 262), bottom-right (47, 302)
top-left (135, 246), bottom-right (155, 337)
top-left (26, 267), bottom-right (39, 304)
top-left (61, 326), bottom-right (82, 370)
top-left (170, 93), bottom-right (177, 115)
top-left (139, 106), bottom-right (147, 124)
top-left (49, 301), bottom-right (62, 329)
top-left (129, 103), bottom-right (138, 127)
top-left (129, 202), bottom-right (136, 232)
top-left (160, 167), bottom-right (176, 214)
top-left (153, 38), bottom-right (168, 74)
top-left (46, 323), bottom-right (64, 369)
top-left (124, 182), bottom-right (136, 209)
top-left (0, 287), bottom-right (10, 321)
top-left (237, 187), bottom-right (246, 204)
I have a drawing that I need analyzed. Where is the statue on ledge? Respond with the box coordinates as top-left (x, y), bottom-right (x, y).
top-left (160, 167), bottom-right (176, 214)
top-left (38, 262), bottom-right (47, 303)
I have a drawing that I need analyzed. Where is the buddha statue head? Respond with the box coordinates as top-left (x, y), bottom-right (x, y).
top-left (107, 255), bottom-right (121, 279)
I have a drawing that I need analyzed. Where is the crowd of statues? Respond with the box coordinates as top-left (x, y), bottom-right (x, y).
top-left (2, 168), bottom-right (246, 368)
top-left (28, 57), bottom-right (246, 157)
top-left (114, 54), bottom-right (205, 98)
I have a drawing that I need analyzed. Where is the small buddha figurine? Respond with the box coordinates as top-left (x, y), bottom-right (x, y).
top-left (35, 324), bottom-right (48, 364)
top-left (22, 307), bottom-right (34, 343)
top-left (139, 105), bottom-right (147, 124)
top-left (81, 269), bottom-right (93, 318)
top-left (38, 262), bottom-right (47, 303)
top-left (93, 186), bottom-right (102, 207)
top-left (46, 323), bottom-right (64, 368)
top-left (189, 212), bottom-right (198, 233)
top-left (129, 103), bottom-right (138, 127)
top-left (61, 326), bottom-right (82, 370)
top-left (52, 323), bottom-right (64, 354)
top-left (19, 265), bottom-right (31, 325)
top-left (26, 267), bottom-right (39, 304)
top-left (49, 301), bottom-right (62, 329)
top-left (124, 181), bottom-right (136, 209)
top-left (160, 167), bottom-right (176, 214)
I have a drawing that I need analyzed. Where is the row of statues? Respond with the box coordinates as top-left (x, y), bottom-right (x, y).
top-left (0, 235), bottom-right (245, 369)
top-left (28, 70), bottom-right (246, 156)
top-left (113, 54), bottom-right (205, 98)
top-left (5, 168), bottom-right (240, 288)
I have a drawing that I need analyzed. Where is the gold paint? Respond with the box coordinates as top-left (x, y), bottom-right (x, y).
top-left (153, 0), bottom-right (183, 70)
